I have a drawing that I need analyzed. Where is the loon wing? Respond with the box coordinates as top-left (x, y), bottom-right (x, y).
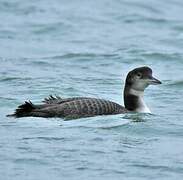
top-left (43, 95), bottom-right (62, 104)
top-left (43, 95), bottom-right (89, 105)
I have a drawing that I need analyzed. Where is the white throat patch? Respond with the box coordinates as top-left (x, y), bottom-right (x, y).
top-left (129, 88), bottom-right (151, 113)
top-left (129, 88), bottom-right (144, 97)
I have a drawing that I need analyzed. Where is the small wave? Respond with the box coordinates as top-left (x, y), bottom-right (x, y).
top-left (0, 77), bottom-right (20, 82)
top-left (28, 60), bottom-right (55, 67)
top-left (0, 96), bottom-right (16, 101)
top-left (123, 16), bottom-right (168, 24)
top-left (141, 52), bottom-right (182, 61)
top-left (14, 158), bottom-right (48, 165)
top-left (75, 167), bottom-right (89, 171)
top-left (123, 113), bottom-right (152, 122)
top-left (165, 80), bottom-right (183, 87)
top-left (29, 22), bottom-right (72, 35)
top-left (0, 77), bottom-right (32, 82)
top-left (22, 136), bottom-right (66, 141)
top-left (129, 163), bottom-right (183, 173)
top-left (91, 137), bottom-right (104, 142)
top-left (61, 115), bottom-right (130, 129)
top-left (98, 122), bottom-right (129, 130)
top-left (41, 53), bottom-right (118, 60)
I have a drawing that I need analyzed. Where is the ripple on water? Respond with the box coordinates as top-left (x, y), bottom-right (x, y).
top-left (140, 52), bottom-right (183, 62)
top-left (165, 80), bottom-right (183, 88)
top-left (0, 77), bottom-right (32, 82)
top-left (14, 158), bottom-right (48, 166)
top-left (21, 136), bottom-right (66, 141)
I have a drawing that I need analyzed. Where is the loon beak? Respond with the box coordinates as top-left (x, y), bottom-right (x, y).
top-left (148, 76), bottom-right (162, 85)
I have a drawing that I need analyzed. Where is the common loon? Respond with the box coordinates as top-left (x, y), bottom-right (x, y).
top-left (8, 66), bottom-right (161, 119)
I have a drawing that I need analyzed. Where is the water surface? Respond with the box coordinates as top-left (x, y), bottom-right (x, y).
top-left (1, 0), bottom-right (183, 179)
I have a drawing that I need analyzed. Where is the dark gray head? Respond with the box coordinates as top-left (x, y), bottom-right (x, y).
top-left (125, 66), bottom-right (161, 91)
top-left (124, 66), bottom-right (161, 112)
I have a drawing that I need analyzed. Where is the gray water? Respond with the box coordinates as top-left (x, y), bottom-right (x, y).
top-left (1, 0), bottom-right (183, 179)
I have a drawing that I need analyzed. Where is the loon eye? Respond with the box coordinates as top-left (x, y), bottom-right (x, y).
top-left (137, 72), bottom-right (142, 78)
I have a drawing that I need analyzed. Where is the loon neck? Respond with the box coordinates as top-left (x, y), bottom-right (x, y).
top-left (124, 85), bottom-right (151, 113)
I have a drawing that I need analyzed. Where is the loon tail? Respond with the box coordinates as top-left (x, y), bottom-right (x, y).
top-left (7, 101), bottom-right (35, 118)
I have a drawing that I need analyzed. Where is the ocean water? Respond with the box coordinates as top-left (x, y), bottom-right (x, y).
top-left (0, 0), bottom-right (183, 179)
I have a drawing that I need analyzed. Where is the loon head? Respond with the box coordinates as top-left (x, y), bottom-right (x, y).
top-left (124, 66), bottom-right (161, 113)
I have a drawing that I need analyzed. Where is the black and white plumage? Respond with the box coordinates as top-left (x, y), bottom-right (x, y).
top-left (8, 66), bottom-right (161, 119)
